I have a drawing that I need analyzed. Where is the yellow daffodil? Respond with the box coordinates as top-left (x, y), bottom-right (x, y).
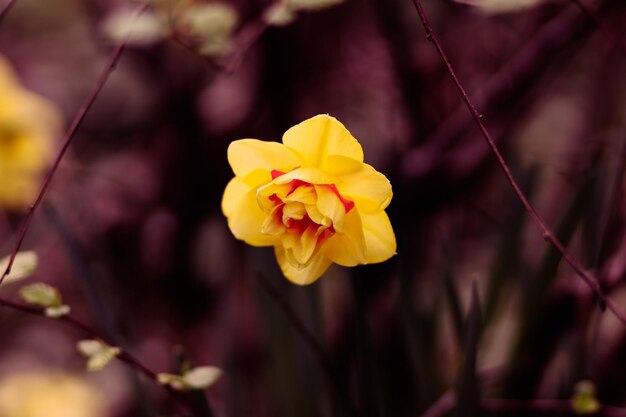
top-left (0, 56), bottom-right (61, 210)
top-left (0, 370), bottom-right (107, 417)
top-left (222, 114), bottom-right (396, 285)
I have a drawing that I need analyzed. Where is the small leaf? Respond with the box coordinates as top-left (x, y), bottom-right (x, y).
top-left (157, 373), bottom-right (186, 391)
top-left (184, 366), bottom-right (222, 389)
top-left (44, 304), bottom-right (71, 318)
top-left (0, 251), bottom-right (38, 284)
top-left (19, 283), bottom-right (61, 308)
top-left (76, 339), bottom-right (102, 357)
top-left (263, 3), bottom-right (297, 26)
top-left (177, 3), bottom-right (238, 56)
top-left (103, 8), bottom-right (168, 45)
top-left (76, 339), bottom-right (121, 372)
top-left (158, 366), bottom-right (222, 391)
top-left (571, 380), bottom-right (600, 415)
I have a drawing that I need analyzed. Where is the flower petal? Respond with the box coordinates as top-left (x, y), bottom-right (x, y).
top-left (315, 185), bottom-right (345, 233)
top-left (282, 115), bottom-right (364, 168)
top-left (241, 169), bottom-right (273, 188)
top-left (221, 177), bottom-right (251, 217)
top-left (272, 167), bottom-right (336, 186)
top-left (330, 157), bottom-right (392, 213)
top-left (296, 225), bottom-right (318, 265)
top-left (226, 188), bottom-right (277, 246)
top-left (284, 185), bottom-right (316, 205)
top-left (361, 211), bottom-right (396, 263)
top-left (321, 209), bottom-right (366, 266)
top-left (275, 246), bottom-right (332, 285)
top-left (227, 139), bottom-right (300, 179)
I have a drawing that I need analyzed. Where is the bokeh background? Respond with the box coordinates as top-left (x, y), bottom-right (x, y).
top-left (0, 0), bottom-right (625, 416)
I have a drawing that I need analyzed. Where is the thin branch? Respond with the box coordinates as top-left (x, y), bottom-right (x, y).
top-left (409, 0), bottom-right (626, 326)
top-left (0, 4), bottom-right (146, 285)
top-left (0, 0), bottom-right (17, 21)
top-left (0, 296), bottom-right (194, 414)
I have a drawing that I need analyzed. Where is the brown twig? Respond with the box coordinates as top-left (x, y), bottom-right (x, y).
top-left (0, 4), bottom-right (146, 285)
top-left (409, 0), bottom-right (626, 326)
top-left (0, 0), bottom-right (16, 21)
top-left (0, 296), bottom-right (194, 413)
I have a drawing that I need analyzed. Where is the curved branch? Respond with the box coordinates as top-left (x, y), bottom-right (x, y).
top-left (409, 0), bottom-right (626, 326)
top-left (0, 4), bottom-right (147, 284)
top-left (0, 296), bottom-right (193, 413)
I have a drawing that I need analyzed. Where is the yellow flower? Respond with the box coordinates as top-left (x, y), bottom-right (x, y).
top-left (0, 56), bottom-right (61, 210)
top-left (0, 370), bottom-right (107, 417)
top-left (222, 114), bottom-right (396, 285)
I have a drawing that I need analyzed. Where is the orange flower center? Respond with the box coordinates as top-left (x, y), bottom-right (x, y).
top-left (257, 169), bottom-right (355, 268)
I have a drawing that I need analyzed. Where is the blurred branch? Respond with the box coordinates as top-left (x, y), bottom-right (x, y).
top-left (0, 3), bottom-right (147, 285)
top-left (409, 0), bottom-right (626, 326)
top-left (43, 204), bottom-right (117, 339)
top-left (351, 270), bottom-right (385, 417)
top-left (595, 136), bottom-right (626, 271)
top-left (483, 398), bottom-right (626, 416)
top-left (422, 390), bottom-right (626, 416)
top-left (0, 296), bottom-right (196, 415)
top-left (219, 19), bottom-right (269, 73)
top-left (44, 203), bottom-right (161, 417)
top-left (455, 284), bottom-right (481, 417)
top-left (421, 390), bottom-right (455, 417)
top-left (571, 0), bottom-right (626, 59)
top-left (0, 0), bottom-right (16, 21)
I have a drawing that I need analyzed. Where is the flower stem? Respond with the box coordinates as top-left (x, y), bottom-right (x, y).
top-left (409, 0), bottom-right (626, 326)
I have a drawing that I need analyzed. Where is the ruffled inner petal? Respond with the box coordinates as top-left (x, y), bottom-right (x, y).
top-left (227, 188), bottom-right (278, 247)
top-left (321, 209), bottom-right (366, 266)
top-left (315, 185), bottom-right (346, 233)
